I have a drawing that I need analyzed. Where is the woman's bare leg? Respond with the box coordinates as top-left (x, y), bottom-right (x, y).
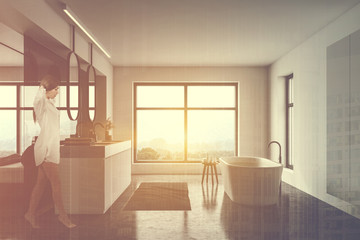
top-left (41, 162), bottom-right (76, 228)
top-left (25, 166), bottom-right (47, 228)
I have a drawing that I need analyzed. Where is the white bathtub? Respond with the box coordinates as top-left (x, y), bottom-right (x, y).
top-left (219, 156), bottom-right (283, 206)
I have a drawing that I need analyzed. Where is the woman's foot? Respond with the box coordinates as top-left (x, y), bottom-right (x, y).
top-left (58, 215), bottom-right (76, 228)
top-left (24, 213), bottom-right (40, 228)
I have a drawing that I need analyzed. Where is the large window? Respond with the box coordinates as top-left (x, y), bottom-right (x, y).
top-left (134, 83), bottom-right (238, 163)
top-left (0, 82), bottom-right (95, 156)
top-left (285, 74), bottom-right (294, 169)
top-left (0, 86), bottom-right (17, 157)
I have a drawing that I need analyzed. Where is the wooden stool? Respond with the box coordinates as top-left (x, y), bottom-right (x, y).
top-left (201, 158), bottom-right (219, 185)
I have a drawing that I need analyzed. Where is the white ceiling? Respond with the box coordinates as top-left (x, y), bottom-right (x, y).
top-left (2, 0), bottom-right (360, 67)
top-left (60, 0), bottom-right (360, 66)
top-left (0, 23), bottom-right (24, 66)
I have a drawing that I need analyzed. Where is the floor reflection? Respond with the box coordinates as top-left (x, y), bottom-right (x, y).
top-left (220, 193), bottom-right (282, 240)
top-left (202, 183), bottom-right (218, 211)
top-left (1, 175), bottom-right (360, 240)
top-left (220, 181), bottom-right (360, 240)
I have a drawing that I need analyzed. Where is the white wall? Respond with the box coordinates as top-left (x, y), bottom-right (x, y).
top-left (1, 0), bottom-right (113, 118)
top-left (113, 66), bottom-right (269, 174)
top-left (269, 3), bottom-right (360, 219)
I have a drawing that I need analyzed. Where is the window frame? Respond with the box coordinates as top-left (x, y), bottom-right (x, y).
top-left (133, 82), bottom-right (238, 163)
top-left (285, 74), bottom-right (294, 169)
top-left (0, 81), bottom-right (95, 154)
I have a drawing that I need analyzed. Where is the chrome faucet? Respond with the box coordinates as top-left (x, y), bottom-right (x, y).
top-left (268, 141), bottom-right (282, 164)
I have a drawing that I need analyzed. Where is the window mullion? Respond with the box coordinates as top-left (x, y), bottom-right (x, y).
top-left (184, 85), bottom-right (188, 162)
top-left (17, 85), bottom-right (21, 154)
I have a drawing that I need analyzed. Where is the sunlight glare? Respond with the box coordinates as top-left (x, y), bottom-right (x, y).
top-left (137, 86), bottom-right (184, 108)
top-left (188, 86), bottom-right (235, 108)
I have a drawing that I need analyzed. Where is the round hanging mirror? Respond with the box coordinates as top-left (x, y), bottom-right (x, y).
top-left (67, 52), bottom-right (79, 120)
top-left (88, 65), bottom-right (96, 121)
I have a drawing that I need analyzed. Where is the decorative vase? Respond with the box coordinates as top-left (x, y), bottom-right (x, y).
top-left (105, 130), bottom-right (112, 141)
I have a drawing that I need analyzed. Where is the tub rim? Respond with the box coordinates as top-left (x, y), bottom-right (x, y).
top-left (219, 156), bottom-right (283, 169)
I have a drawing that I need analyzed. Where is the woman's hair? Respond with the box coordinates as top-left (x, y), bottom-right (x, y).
top-left (40, 74), bottom-right (59, 91)
top-left (33, 74), bottom-right (59, 122)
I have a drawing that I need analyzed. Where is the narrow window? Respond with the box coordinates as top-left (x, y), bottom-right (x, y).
top-left (285, 74), bottom-right (294, 169)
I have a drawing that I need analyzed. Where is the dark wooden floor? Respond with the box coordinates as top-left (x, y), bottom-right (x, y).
top-left (1, 175), bottom-right (360, 240)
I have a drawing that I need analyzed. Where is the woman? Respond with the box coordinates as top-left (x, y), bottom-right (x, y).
top-left (24, 75), bottom-right (76, 229)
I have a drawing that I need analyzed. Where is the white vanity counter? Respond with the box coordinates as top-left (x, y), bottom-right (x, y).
top-left (59, 140), bottom-right (131, 214)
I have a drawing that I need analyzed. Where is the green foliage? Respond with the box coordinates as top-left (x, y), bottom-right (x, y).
top-left (137, 147), bottom-right (160, 160)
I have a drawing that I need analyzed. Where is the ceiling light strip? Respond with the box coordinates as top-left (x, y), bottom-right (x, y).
top-left (63, 7), bottom-right (111, 58)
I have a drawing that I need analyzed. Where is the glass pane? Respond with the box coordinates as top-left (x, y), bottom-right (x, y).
top-left (136, 110), bottom-right (184, 161)
top-left (60, 110), bottom-right (77, 140)
top-left (22, 86), bottom-right (37, 107)
top-left (0, 86), bottom-right (16, 107)
top-left (23, 86), bottom-right (61, 108)
top-left (89, 110), bottom-right (95, 121)
top-left (89, 85), bottom-right (95, 108)
top-left (59, 86), bottom-right (67, 108)
top-left (137, 86), bottom-right (184, 108)
top-left (70, 110), bottom-right (78, 119)
top-left (289, 77), bottom-right (294, 103)
top-left (21, 110), bottom-right (40, 152)
top-left (70, 86), bottom-right (78, 109)
top-left (187, 110), bottom-right (235, 161)
top-left (289, 108), bottom-right (293, 166)
top-left (188, 86), bottom-right (235, 108)
top-left (0, 110), bottom-right (16, 156)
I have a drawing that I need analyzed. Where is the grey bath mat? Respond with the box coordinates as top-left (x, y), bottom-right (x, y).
top-left (123, 182), bottom-right (191, 211)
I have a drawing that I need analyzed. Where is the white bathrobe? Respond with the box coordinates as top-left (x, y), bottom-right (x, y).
top-left (33, 86), bottom-right (60, 166)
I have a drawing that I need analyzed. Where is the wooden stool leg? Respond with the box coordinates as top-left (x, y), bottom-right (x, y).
top-left (201, 164), bottom-right (206, 184)
top-left (210, 164), bottom-right (214, 185)
top-left (213, 164), bottom-right (219, 184)
top-left (206, 165), bottom-right (209, 184)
